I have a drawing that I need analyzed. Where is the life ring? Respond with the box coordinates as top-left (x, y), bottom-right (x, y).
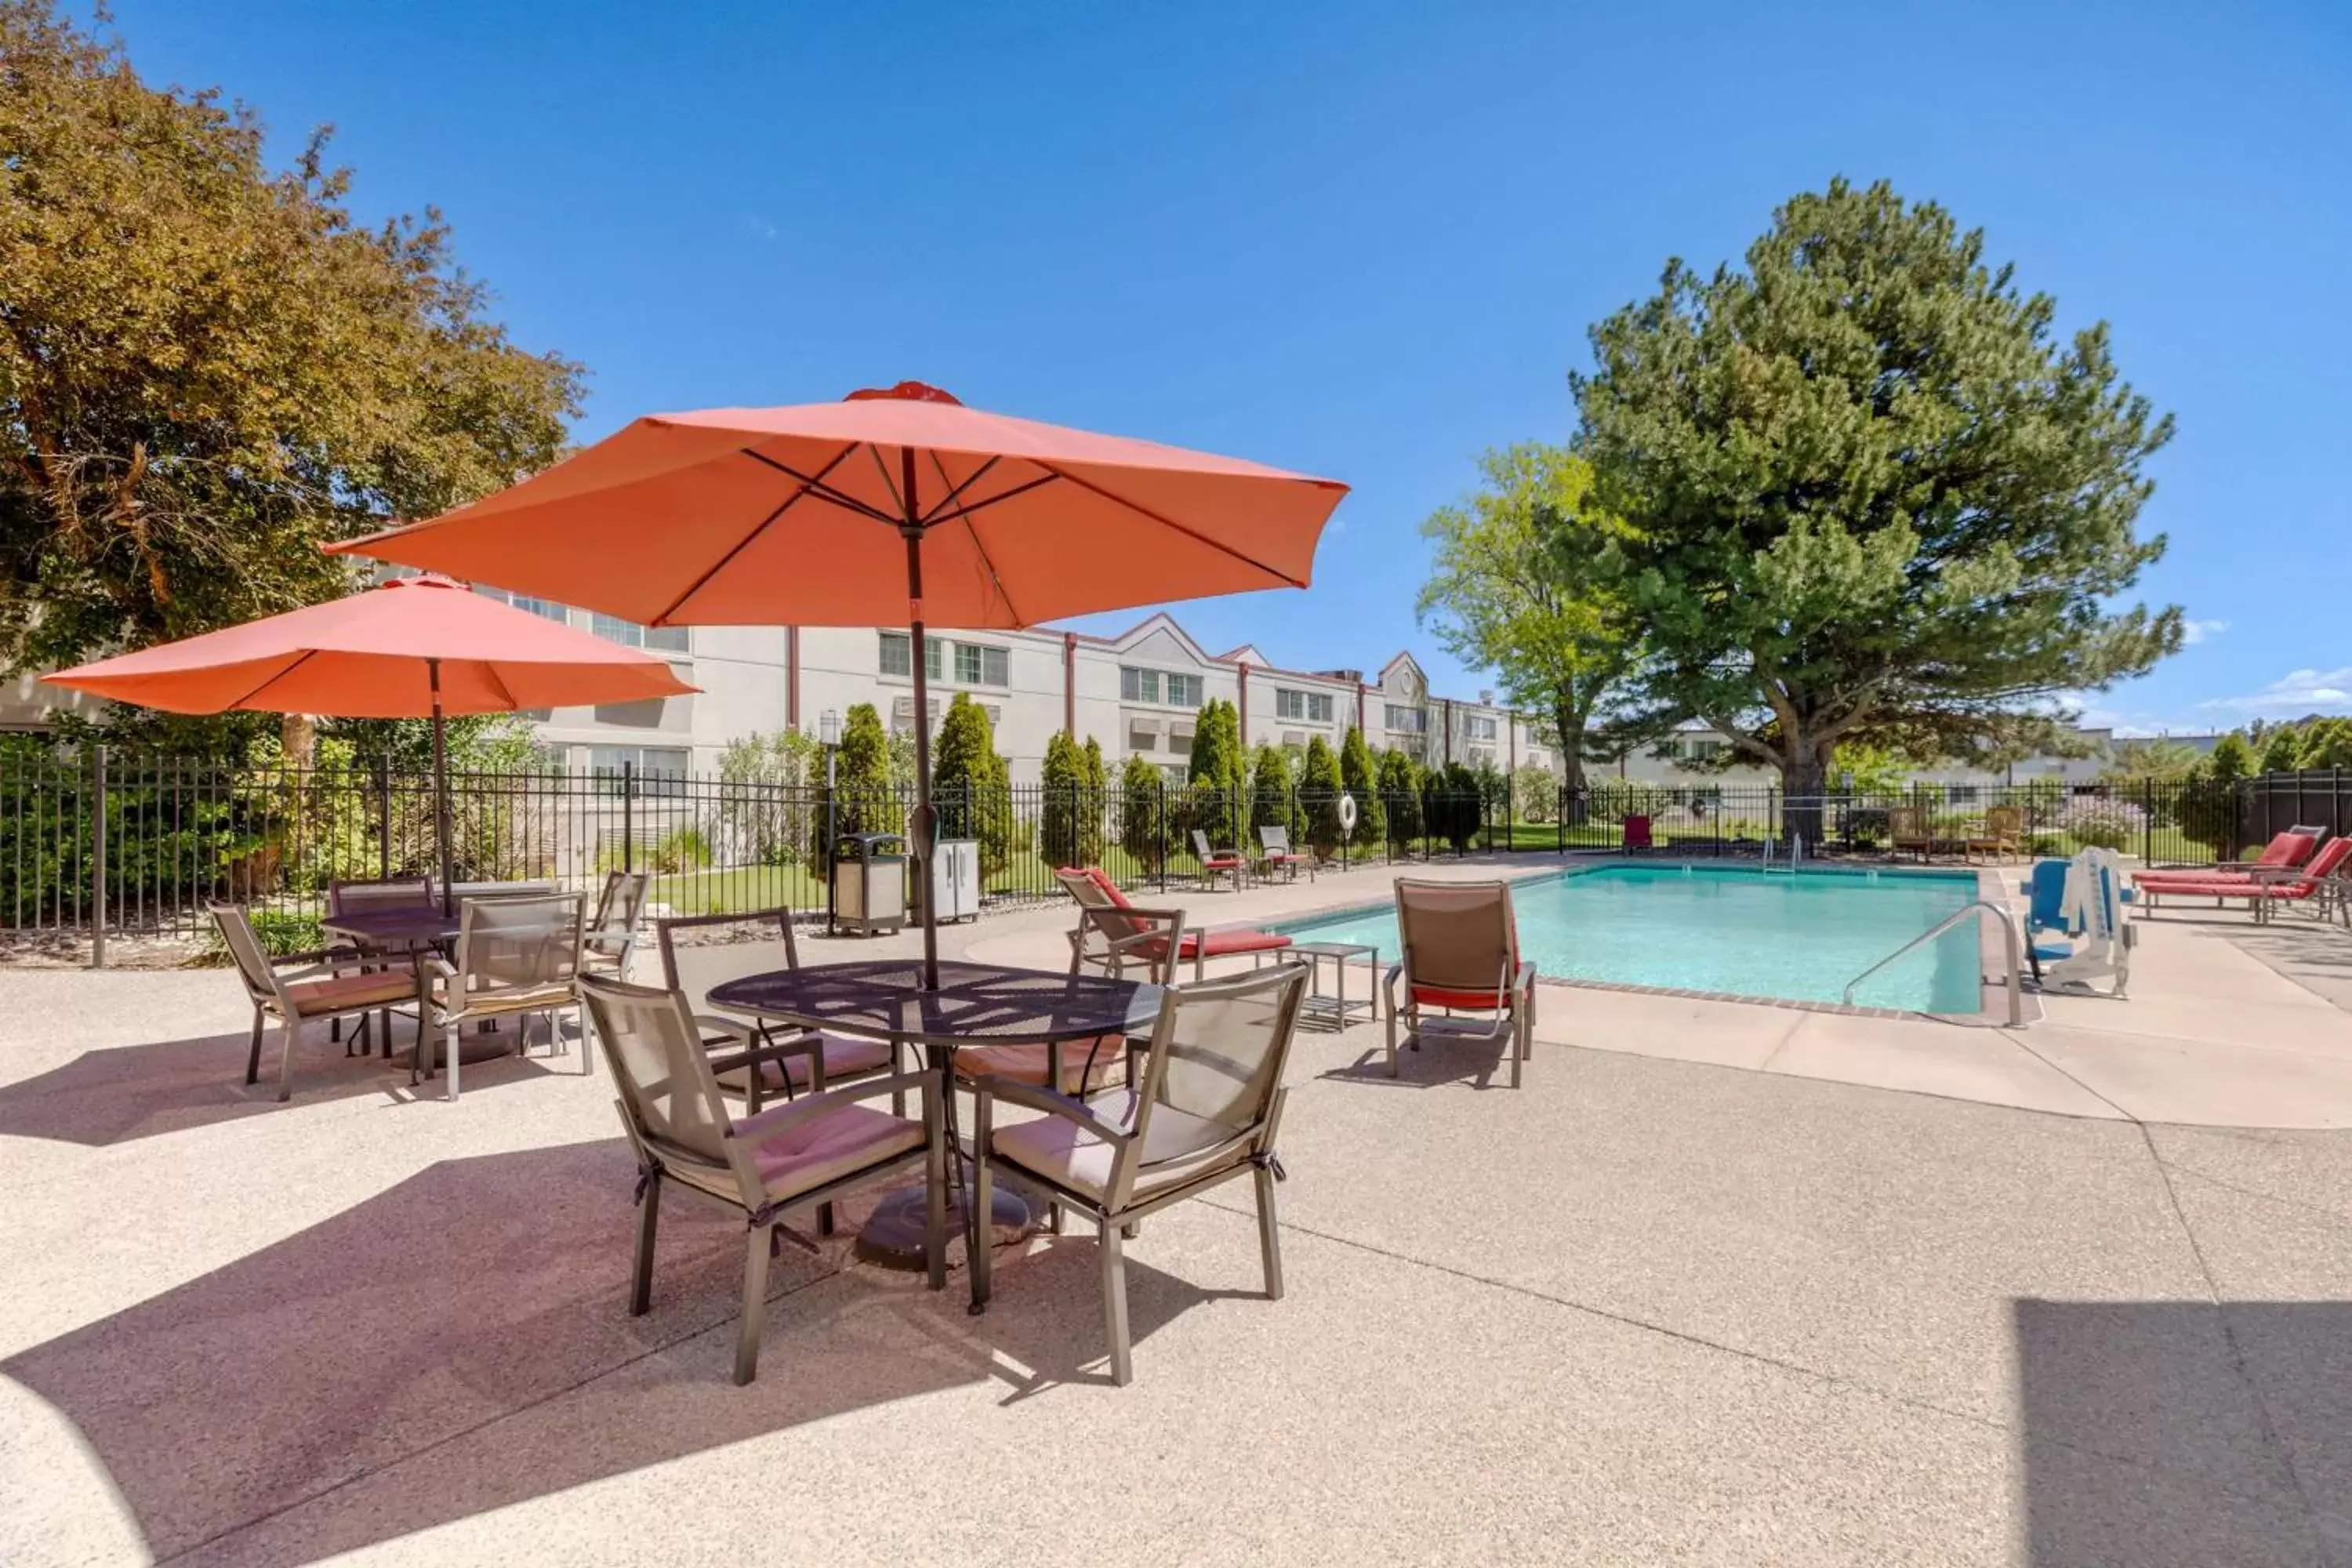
top-left (1338, 792), bottom-right (1359, 833)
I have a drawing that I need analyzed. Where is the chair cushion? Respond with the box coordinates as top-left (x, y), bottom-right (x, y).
top-left (431, 978), bottom-right (578, 1018)
top-left (286, 970), bottom-right (421, 1016)
top-left (954, 1036), bottom-right (1128, 1094)
top-left (667, 1102), bottom-right (925, 1207)
top-left (992, 1088), bottom-right (1247, 1207)
top-left (717, 1031), bottom-right (894, 1094)
top-left (1187, 929), bottom-right (1294, 959)
top-left (1409, 964), bottom-right (1537, 1011)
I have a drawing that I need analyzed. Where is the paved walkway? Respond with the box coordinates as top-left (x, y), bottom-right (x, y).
top-left (2, 855), bottom-right (2350, 1564)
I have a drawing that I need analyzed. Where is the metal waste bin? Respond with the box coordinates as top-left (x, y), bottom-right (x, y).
top-left (831, 831), bottom-right (907, 936)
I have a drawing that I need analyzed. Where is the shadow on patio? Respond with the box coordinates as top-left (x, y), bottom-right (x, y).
top-left (0, 1024), bottom-right (557, 1146)
top-left (2014, 1298), bottom-right (2352, 1565)
top-left (3, 1140), bottom-right (1211, 1563)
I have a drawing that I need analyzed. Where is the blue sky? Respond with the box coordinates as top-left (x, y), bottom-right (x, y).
top-left (98, 0), bottom-right (2350, 735)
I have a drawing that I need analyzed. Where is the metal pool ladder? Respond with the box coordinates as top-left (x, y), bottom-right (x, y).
top-left (1841, 900), bottom-right (2024, 1026)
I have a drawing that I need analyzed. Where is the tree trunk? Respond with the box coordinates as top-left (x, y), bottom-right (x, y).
top-left (1552, 702), bottom-right (1588, 796)
top-left (1780, 735), bottom-right (1833, 848)
top-left (280, 712), bottom-right (317, 768)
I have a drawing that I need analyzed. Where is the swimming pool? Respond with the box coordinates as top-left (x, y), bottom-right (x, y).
top-left (1269, 864), bottom-right (1986, 1014)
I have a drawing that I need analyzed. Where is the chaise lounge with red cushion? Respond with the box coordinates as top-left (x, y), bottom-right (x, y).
top-left (2133, 834), bottom-right (2352, 916)
top-left (1055, 866), bottom-right (1294, 980)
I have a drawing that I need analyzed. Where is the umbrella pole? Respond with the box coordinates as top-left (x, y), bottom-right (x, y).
top-left (429, 658), bottom-right (456, 918)
top-left (903, 522), bottom-right (939, 990)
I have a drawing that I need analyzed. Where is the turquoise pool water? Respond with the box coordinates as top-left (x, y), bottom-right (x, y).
top-left (1271, 865), bottom-right (1985, 1013)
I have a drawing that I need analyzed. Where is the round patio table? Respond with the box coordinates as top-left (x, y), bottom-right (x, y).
top-left (706, 960), bottom-right (1162, 1279)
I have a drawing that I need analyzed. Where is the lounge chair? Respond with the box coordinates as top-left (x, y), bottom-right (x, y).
top-left (579, 974), bottom-right (943, 1385)
top-left (1189, 829), bottom-right (1248, 891)
top-left (1621, 813), bottom-right (1652, 851)
top-left (1054, 866), bottom-right (1295, 980)
top-left (2135, 836), bottom-right (2352, 921)
top-left (968, 960), bottom-right (1308, 1385)
top-left (1889, 806), bottom-right (1940, 861)
top-left (211, 902), bottom-right (426, 1102)
top-left (422, 892), bottom-right (586, 1101)
top-left (2136, 828), bottom-right (2331, 895)
top-left (1256, 823), bottom-right (1306, 883)
top-left (1384, 878), bottom-right (1537, 1089)
top-left (2017, 859), bottom-right (2078, 984)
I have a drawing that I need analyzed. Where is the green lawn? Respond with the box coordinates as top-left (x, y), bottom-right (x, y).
top-left (648, 863), bottom-right (825, 915)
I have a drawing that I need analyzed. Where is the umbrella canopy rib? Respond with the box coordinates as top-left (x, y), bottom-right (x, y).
top-left (652, 443), bottom-right (862, 626)
top-left (224, 650), bottom-right (318, 715)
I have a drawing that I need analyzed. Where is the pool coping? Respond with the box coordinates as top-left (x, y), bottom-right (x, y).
top-left (1263, 857), bottom-right (2027, 1027)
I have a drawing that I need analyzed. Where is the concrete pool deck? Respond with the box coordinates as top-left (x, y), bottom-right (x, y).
top-left (6, 851), bottom-right (2352, 1564)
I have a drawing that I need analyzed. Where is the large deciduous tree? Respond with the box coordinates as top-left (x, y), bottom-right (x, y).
top-left (1416, 444), bottom-right (1636, 793)
top-left (0, 1), bottom-right (581, 682)
top-left (1571, 178), bottom-right (2181, 839)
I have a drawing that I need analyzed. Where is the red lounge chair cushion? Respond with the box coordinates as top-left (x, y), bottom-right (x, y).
top-left (1409, 965), bottom-right (1537, 1011)
top-left (1202, 855), bottom-right (1245, 869)
top-left (1184, 929), bottom-right (1293, 958)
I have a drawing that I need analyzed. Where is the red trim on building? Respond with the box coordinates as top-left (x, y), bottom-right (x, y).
top-left (1237, 662), bottom-right (1250, 740)
top-left (1062, 633), bottom-right (1076, 735)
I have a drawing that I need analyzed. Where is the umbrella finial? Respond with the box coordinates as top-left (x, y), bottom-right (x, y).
top-left (844, 380), bottom-right (963, 406)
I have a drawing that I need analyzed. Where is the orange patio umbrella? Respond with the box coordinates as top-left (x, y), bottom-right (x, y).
top-left (47, 575), bottom-right (699, 911)
top-left (328, 381), bottom-right (1348, 983)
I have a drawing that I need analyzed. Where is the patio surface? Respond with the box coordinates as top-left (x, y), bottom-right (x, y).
top-left (5, 855), bottom-right (2352, 1565)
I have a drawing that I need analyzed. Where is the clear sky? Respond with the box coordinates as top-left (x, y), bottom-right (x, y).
top-left (95, 0), bottom-right (2351, 735)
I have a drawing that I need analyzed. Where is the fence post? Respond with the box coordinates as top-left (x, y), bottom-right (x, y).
top-left (376, 753), bottom-right (392, 877)
top-left (89, 744), bottom-right (107, 970)
top-left (622, 760), bottom-right (634, 874)
top-left (2141, 778), bottom-right (2154, 865)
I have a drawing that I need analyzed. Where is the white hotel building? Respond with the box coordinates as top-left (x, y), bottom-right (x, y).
top-left (452, 597), bottom-right (1556, 785)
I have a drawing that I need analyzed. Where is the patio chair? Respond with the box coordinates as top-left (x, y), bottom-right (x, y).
top-left (953, 904), bottom-right (1186, 1101)
top-left (324, 875), bottom-right (436, 1052)
top-left (1889, 806), bottom-right (1938, 861)
top-left (1968, 806), bottom-right (2024, 863)
top-left (1054, 866), bottom-right (1294, 980)
top-left (656, 909), bottom-right (900, 1113)
top-left (421, 892), bottom-right (586, 1101)
top-left (969, 960), bottom-right (1309, 1385)
top-left (1189, 829), bottom-right (1248, 891)
top-left (209, 901), bottom-right (425, 1102)
top-left (583, 869), bottom-right (655, 982)
top-left (1384, 878), bottom-right (1537, 1089)
top-left (1256, 823), bottom-right (1305, 883)
top-left (579, 974), bottom-right (944, 1385)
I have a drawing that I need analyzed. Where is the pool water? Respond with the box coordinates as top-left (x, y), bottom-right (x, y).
top-left (1271, 865), bottom-right (1986, 1014)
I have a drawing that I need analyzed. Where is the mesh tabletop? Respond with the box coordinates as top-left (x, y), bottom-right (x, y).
top-left (323, 908), bottom-right (460, 947)
top-left (706, 960), bottom-right (1160, 1047)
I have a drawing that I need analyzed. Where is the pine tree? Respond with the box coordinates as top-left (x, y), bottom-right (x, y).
top-left (1340, 724), bottom-right (1385, 850)
top-left (1378, 747), bottom-right (1423, 851)
top-left (1301, 734), bottom-right (1346, 858)
top-left (1039, 730), bottom-right (1088, 869)
top-left (1248, 742), bottom-right (1294, 842)
top-left (833, 702), bottom-right (898, 839)
top-left (2258, 724), bottom-right (2303, 776)
top-left (1118, 753), bottom-right (1166, 882)
top-left (931, 693), bottom-right (1014, 880)
top-left (1081, 736), bottom-right (1109, 867)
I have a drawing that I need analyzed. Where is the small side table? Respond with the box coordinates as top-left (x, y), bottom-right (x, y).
top-left (1291, 940), bottom-right (1379, 1031)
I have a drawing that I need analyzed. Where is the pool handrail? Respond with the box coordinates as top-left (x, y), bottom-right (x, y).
top-left (1840, 899), bottom-right (2024, 1025)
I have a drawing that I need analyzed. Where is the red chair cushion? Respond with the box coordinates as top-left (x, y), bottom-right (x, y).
top-left (1409, 965), bottom-right (1537, 1011)
top-left (1185, 929), bottom-right (1294, 957)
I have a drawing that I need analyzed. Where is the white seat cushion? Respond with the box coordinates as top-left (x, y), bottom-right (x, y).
top-left (992, 1088), bottom-right (1247, 1207)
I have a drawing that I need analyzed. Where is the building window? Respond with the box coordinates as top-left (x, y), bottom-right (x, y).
top-left (1527, 752), bottom-right (1548, 771)
top-left (1120, 667), bottom-right (1202, 707)
top-left (1385, 704), bottom-right (1427, 734)
top-left (1947, 785), bottom-right (1978, 804)
top-left (879, 632), bottom-right (944, 680)
top-left (947, 641), bottom-right (1010, 687)
top-left (1465, 715), bottom-right (1497, 741)
top-left (477, 586), bottom-right (569, 625)
top-left (589, 744), bottom-right (690, 797)
top-left (590, 613), bottom-right (688, 654)
top-left (1277, 688), bottom-right (1334, 724)
top-left (1691, 740), bottom-right (1724, 762)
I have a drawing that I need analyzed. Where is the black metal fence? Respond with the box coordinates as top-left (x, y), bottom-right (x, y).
top-left (2, 743), bottom-right (2328, 960)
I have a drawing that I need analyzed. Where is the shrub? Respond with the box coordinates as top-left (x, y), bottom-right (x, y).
top-left (1248, 743), bottom-right (1294, 841)
top-left (1839, 806), bottom-right (1890, 847)
top-left (1039, 731), bottom-right (1091, 869)
top-left (1340, 726), bottom-right (1385, 849)
top-left (931, 694), bottom-right (1014, 882)
top-left (1378, 748), bottom-right (1423, 849)
top-left (1117, 754), bottom-right (1167, 879)
top-left (647, 824), bottom-right (712, 875)
top-left (1511, 763), bottom-right (1557, 824)
top-left (2054, 796), bottom-right (2147, 851)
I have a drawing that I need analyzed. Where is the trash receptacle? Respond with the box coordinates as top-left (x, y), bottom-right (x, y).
top-left (831, 831), bottom-right (907, 936)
